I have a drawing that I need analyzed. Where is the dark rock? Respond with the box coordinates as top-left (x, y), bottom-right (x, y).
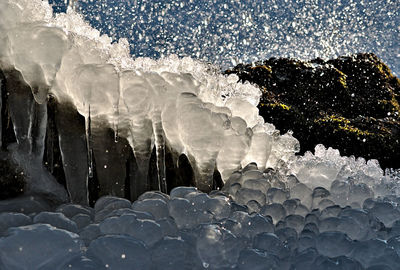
top-left (226, 53), bottom-right (400, 169)
top-left (0, 71), bottom-right (24, 199)
top-left (0, 152), bottom-right (25, 200)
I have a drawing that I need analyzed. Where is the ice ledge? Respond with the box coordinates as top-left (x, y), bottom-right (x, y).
top-left (0, 0), bottom-right (299, 203)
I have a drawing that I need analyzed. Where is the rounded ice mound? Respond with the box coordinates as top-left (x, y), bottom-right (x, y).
top-left (87, 235), bottom-right (151, 269)
top-left (132, 199), bottom-right (169, 220)
top-left (0, 196), bottom-right (51, 215)
top-left (137, 191), bottom-right (170, 202)
top-left (237, 248), bottom-right (279, 270)
top-left (316, 231), bottom-right (354, 257)
top-left (94, 196), bottom-right (132, 222)
top-left (252, 232), bottom-right (287, 258)
top-left (0, 164), bottom-right (399, 269)
top-left (0, 212), bottom-right (31, 234)
top-left (56, 203), bottom-right (94, 219)
top-left (151, 236), bottom-right (195, 270)
top-left (0, 224), bottom-right (82, 269)
top-left (99, 215), bottom-right (163, 246)
top-left (8, 25), bottom-right (70, 104)
top-left (33, 211), bottom-right (78, 233)
top-left (195, 224), bottom-right (244, 268)
top-left (168, 197), bottom-right (212, 230)
top-left (290, 144), bottom-right (384, 191)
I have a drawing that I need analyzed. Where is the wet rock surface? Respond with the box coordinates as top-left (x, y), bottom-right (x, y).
top-left (226, 53), bottom-right (400, 169)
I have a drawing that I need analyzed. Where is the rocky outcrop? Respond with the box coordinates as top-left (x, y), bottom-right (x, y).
top-left (226, 53), bottom-right (400, 169)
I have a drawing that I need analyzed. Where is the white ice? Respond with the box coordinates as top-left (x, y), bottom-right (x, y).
top-left (0, 0), bottom-right (299, 194)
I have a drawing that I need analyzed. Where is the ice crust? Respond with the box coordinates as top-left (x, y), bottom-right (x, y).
top-left (0, 0), bottom-right (300, 194)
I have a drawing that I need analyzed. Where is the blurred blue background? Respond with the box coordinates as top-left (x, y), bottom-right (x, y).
top-left (49, 0), bottom-right (399, 75)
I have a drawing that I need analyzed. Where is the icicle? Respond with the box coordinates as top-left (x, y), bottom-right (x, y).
top-left (114, 123), bottom-right (119, 143)
top-left (6, 70), bottom-right (35, 155)
top-left (152, 111), bottom-right (167, 193)
top-left (0, 70), bottom-right (4, 148)
top-left (55, 101), bottom-right (89, 205)
top-left (31, 102), bottom-right (47, 161)
top-left (45, 98), bottom-right (56, 173)
top-left (128, 119), bottom-right (153, 200)
top-left (113, 104), bottom-right (119, 143)
top-left (85, 104), bottom-right (93, 179)
top-left (188, 154), bottom-right (215, 193)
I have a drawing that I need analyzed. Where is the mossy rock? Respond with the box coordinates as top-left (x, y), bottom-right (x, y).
top-left (226, 53), bottom-right (400, 169)
top-left (0, 153), bottom-right (25, 200)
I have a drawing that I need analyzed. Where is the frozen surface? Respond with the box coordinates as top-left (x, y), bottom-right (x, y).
top-left (0, 224), bottom-right (82, 269)
top-left (0, 160), bottom-right (399, 269)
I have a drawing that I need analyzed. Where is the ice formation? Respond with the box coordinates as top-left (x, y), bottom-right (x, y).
top-left (0, 158), bottom-right (399, 269)
top-left (1, 1), bottom-right (400, 269)
top-left (0, 0), bottom-right (299, 200)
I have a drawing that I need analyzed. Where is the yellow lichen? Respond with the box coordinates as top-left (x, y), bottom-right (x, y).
top-left (381, 90), bottom-right (400, 117)
top-left (315, 115), bottom-right (350, 124)
top-left (335, 69), bottom-right (348, 89)
top-left (375, 61), bottom-right (395, 80)
top-left (251, 65), bottom-right (272, 73)
top-left (338, 74), bottom-right (347, 89)
top-left (337, 125), bottom-right (373, 136)
top-left (260, 102), bottom-right (291, 110)
top-left (391, 95), bottom-right (400, 115)
top-left (315, 115), bottom-right (374, 136)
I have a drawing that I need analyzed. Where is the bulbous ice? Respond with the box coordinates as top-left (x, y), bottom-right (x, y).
top-left (8, 25), bottom-right (70, 104)
top-left (0, 0), bottom-right (300, 197)
top-left (0, 163), bottom-right (399, 269)
top-left (290, 144), bottom-right (384, 190)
